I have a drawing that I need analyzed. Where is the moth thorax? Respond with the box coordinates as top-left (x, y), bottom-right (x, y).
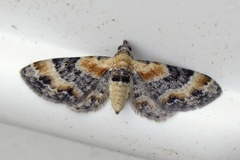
top-left (113, 52), bottom-right (132, 68)
top-left (109, 69), bottom-right (131, 114)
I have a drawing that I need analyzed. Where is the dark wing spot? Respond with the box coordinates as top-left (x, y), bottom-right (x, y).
top-left (39, 76), bottom-right (51, 84)
top-left (90, 96), bottom-right (97, 103)
top-left (191, 89), bottom-right (203, 97)
top-left (167, 95), bottom-right (177, 103)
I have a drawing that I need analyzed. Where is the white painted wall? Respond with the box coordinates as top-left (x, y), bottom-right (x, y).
top-left (0, 0), bottom-right (240, 160)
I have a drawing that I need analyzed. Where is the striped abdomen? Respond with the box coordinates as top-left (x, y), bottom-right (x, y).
top-left (109, 69), bottom-right (131, 114)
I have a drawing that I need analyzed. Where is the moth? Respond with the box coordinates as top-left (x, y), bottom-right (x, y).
top-left (20, 40), bottom-right (222, 121)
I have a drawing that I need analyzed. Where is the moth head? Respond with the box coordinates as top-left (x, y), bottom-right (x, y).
top-left (116, 40), bottom-right (132, 56)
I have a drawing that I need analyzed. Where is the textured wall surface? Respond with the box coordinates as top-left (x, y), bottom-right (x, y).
top-left (0, 0), bottom-right (240, 160)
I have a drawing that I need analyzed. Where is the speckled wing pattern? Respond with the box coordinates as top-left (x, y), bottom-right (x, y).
top-left (21, 56), bottom-right (112, 112)
top-left (131, 60), bottom-right (221, 121)
top-left (20, 40), bottom-right (222, 121)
